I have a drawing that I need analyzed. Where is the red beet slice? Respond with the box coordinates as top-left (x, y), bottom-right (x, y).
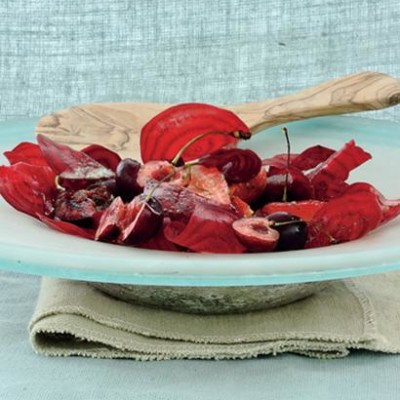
top-left (95, 197), bottom-right (127, 241)
top-left (37, 135), bottom-right (115, 189)
top-left (259, 200), bottom-right (325, 222)
top-left (307, 140), bottom-right (371, 200)
top-left (345, 182), bottom-right (400, 226)
top-left (81, 144), bottom-right (121, 171)
top-left (164, 201), bottom-right (246, 253)
top-left (140, 103), bottom-right (251, 163)
top-left (306, 186), bottom-right (382, 248)
top-left (0, 163), bottom-right (56, 218)
top-left (291, 145), bottom-right (336, 170)
top-left (229, 167), bottom-right (267, 204)
top-left (37, 214), bottom-right (95, 239)
top-left (4, 142), bottom-right (48, 167)
top-left (138, 218), bottom-right (182, 251)
top-left (198, 148), bottom-right (262, 183)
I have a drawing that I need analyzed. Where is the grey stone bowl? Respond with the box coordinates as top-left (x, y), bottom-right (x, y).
top-left (89, 281), bottom-right (332, 314)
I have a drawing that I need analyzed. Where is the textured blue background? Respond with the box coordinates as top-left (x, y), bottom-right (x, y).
top-left (1, 0), bottom-right (400, 121)
top-left (1, 1), bottom-right (400, 398)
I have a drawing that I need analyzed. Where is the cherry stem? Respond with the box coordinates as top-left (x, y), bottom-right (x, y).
top-left (170, 130), bottom-right (248, 166)
top-left (282, 126), bottom-right (291, 202)
top-left (270, 220), bottom-right (299, 228)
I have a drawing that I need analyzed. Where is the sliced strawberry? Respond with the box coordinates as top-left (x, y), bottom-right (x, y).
top-left (140, 103), bottom-right (251, 163)
top-left (259, 200), bottom-right (325, 222)
top-left (4, 142), bottom-right (48, 167)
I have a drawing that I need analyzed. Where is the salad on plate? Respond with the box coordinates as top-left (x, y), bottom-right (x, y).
top-left (0, 103), bottom-right (399, 254)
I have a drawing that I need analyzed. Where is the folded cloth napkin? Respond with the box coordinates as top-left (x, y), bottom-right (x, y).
top-left (29, 273), bottom-right (400, 360)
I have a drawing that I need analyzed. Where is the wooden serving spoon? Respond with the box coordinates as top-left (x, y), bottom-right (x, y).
top-left (36, 71), bottom-right (400, 159)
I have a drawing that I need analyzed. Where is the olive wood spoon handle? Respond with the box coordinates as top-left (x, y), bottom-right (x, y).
top-left (229, 71), bottom-right (400, 133)
top-left (36, 71), bottom-right (400, 159)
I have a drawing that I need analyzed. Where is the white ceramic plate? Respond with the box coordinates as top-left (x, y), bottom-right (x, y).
top-left (0, 116), bottom-right (399, 286)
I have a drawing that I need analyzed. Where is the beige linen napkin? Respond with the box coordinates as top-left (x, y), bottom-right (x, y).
top-left (29, 273), bottom-right (400, 360)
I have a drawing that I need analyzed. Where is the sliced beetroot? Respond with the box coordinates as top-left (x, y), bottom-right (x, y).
top-left (37, 134), bottom-right (115, 190)
top-left (0, 163), bottom-right (56, 218)
top-left (307, 140), bottom-right (371, 200)
top-left (198, 148), bottom-right (262, 183)
top-left (81, 144), bottom-right (121, 171)
top-left (95, 197), bottom-right (127, 241)
top-left (37, 214), bottom-right (95, 239)
top-left (345, 182), bottom-right (400, 226)
top-left (4, 142), bottom-right (48, 167)
top-left (119, 195), bottom-right (163, 245)
top-left (262, 154), bottom-right (295, 169)
top-left (138, 218), bottom-right (182, 252)
top-left (185, 165), bottom-right (231, 205)
top-left (306, 186), bottom-right (382, 248)
top-left (164, 201), bottom-right (246, 253)
top-left (148, 182), bottom-right (201, 222)
top-left (229, 167), bottom-right (267, 204)
top-left (140, 103), bottom-right (251, 163)
top-left (259, 200), bottom-right (325, 222)
top-left (231, 196), bottom-right (253, 218)
top-left (291, 145), bottom-right (336, 170)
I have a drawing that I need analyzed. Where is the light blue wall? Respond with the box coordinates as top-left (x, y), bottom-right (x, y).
top-left (1, 0), bottom-right (400, 121)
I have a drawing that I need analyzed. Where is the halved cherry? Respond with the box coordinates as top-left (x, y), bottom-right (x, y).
top-left (232, 217), bottom-right (279, 252)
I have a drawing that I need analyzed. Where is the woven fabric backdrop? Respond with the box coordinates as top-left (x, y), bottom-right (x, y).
top-left (1, 0), bottom-right (400, 121)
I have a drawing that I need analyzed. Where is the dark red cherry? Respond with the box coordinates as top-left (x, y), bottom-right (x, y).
top-left (266, 211), bottom-right (308, 251)
top-left (115, 158), bottom-right (143, 202)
